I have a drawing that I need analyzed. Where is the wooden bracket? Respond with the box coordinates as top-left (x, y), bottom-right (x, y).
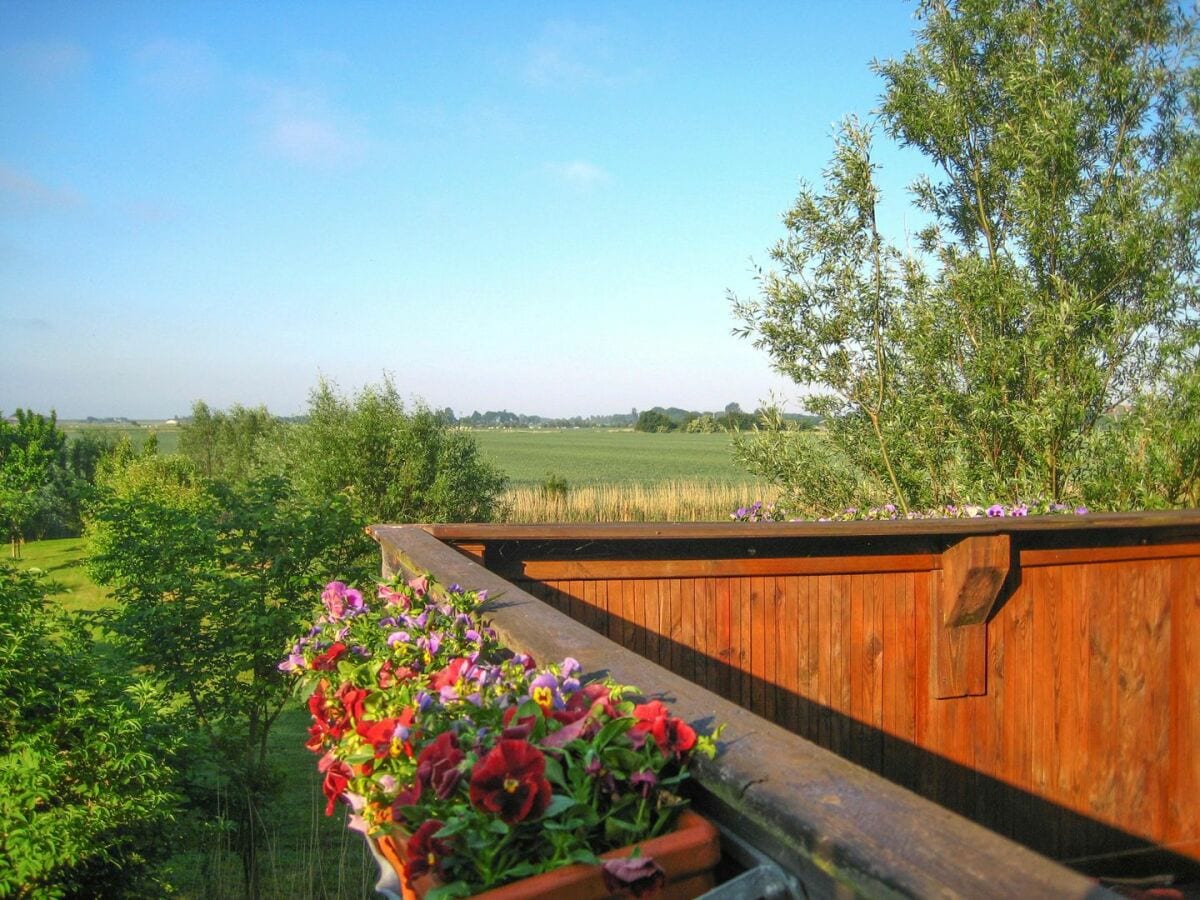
top-left (933, 534), bottom-right (1011, 698)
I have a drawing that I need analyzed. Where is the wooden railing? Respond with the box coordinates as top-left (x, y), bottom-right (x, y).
top-left (414, 512), bottom-right (1200, 880)
top-left (368, 522), bottom-right (1148, 898)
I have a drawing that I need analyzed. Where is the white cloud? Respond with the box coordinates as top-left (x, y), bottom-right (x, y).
top-left (255, 84), bottom-right (368, 168)
top-left (525, 21), bottom-right (635, 88)
top-left (0, 162), bottom-right (84, 210)
top-left (5, 40), bottom-right (89, 86)
top-left (546, 160), bottom-right (609, 189)
top-left (135, 38), bottom-right (218, 94)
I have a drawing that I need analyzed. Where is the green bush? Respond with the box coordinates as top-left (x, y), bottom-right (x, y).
top-left (0, 564), bottom-right (181, 897)
top-left (284, 377), bottom-right (507, 524)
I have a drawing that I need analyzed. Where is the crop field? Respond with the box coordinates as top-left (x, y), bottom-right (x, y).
top-left (469, 429), bottom-right (756, 486)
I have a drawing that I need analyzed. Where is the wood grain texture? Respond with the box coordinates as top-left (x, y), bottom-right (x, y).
top-left (432, 521), bottom-right (1200, 871)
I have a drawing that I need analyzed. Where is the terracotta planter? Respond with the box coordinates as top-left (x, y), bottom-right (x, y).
top-left (370, 810), bottom-right (721, 899)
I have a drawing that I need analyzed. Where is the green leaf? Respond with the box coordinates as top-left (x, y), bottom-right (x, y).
top-left (542, 794), bottom-right (577, 818)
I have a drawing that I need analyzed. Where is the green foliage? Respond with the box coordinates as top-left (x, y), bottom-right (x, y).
top-left (85, 453), bottom-right (368, 896)
top-left (683, 414), bottom-right (722, 434)
top-left (179, 401), bottom-right (281, 482)
top-left (634, 410), bottom-right (677, 433)
top-left (285, 378), bottom-right (507, 524)
top-left (734, 0), bottom-right (1199, 512)
top-left (539, 472), bottom-right (570, 502)
top-left (0, 564), bottom-right (181, 897)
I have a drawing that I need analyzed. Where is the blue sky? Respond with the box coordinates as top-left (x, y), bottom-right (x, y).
top-left (1, 2), bottom-right (926, 419)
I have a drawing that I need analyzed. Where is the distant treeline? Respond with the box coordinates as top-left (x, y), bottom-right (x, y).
top-left (451, 405), bottom-right (819, 430)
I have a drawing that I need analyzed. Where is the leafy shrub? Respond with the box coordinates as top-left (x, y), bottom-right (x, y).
top-left (0, 564), bottom-right (181, 897)
top-left (285, 378), bottom-right (507, 524)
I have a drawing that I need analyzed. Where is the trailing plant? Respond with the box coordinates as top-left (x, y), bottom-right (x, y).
top-left (282, 575), bottom-right (720, 898)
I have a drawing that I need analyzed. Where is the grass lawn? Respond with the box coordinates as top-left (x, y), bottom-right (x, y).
top-left (470, 429), bottom-right (755, 487)
top-left (16, 536), bottom-right (110, 612)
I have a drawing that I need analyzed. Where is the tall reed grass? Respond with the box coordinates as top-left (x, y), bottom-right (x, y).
top-left (499, 480), bottom-right (778, 523)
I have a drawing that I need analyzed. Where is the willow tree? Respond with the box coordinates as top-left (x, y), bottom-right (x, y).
top-left (734, 0), bottom-right (1199, 513)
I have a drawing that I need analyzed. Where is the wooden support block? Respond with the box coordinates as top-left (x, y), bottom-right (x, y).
top-left (448, 541), bottom-right (486, 563)
top-left (934, 534), bottom-right (1011, 698)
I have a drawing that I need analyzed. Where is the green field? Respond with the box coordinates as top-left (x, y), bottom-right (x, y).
top-left (55, 423), bottom-right (756, 488)
top-left (470, 429), bottom-right (753, 487)
top-left (60, 421), bottom-right (182, 455)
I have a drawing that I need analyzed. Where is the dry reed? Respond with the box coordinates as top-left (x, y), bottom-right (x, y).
top-left (499, 480), bottom-right (779, 523)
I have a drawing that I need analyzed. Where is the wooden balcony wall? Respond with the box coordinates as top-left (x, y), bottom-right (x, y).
top-left (425, 513), bottom-right (1200, 878)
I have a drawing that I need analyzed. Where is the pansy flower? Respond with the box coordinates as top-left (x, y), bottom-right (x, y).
top-left (415, 732), bottom-right (465, 800)
top-left (629, 700), bottom-right (697, 758)
top-left (468, 740), bottom-right (552, 824)
top-left (405, 819), bottom-right (452, 882)
top-left (601, 856), bottom-right (666, 897)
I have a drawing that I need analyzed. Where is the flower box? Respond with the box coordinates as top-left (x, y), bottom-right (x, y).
top-left (373, 809), bottom-right (720, 899)
top-left (283, 576), bottom-right (724, 898)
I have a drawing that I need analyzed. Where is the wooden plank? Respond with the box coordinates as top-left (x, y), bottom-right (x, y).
top-left (610, 578), bottom-right (627, 648)
top-left (914, 571), bottom-right (936, 800)
top-left (803, 576), bottom-right (820, 743)
top-left (1029, 564), bottom-right (1059, 856)
top-left (750, 576), bottom-right (767, 718)
top-left (716, 576), bottom-right (733, 704)
top-left (849, 574), bottom-right (865, 766)
top-left (1115, 561), bottom-right (1170, 845)
top-left (778, 576), bottom-right (799, 735)
top-left (632, 578), bottom-right (648, 657)
top-left (644, 579), bottom-right (661, 670)
top-left (1169, 556), bottom-right (1200, 859)
top-left (763, 577), bottom-right (778, 722)
top-left (738, 577), bottom-right (754, 712)
top-left (817, 575), bottom-right (833, 751)
top-left (1053, 563), bottom-right (1089, 859)
top-left (669, 578), bottom-right (684, 674)
top-left (933, 534), bottom-right (1009, 698)
top-left (1003, 569), bottom-right (1035, 849)
top-left (679, 578), bottom-right (696, 685)
top-left (374, 524), bottom-right (1108, 900)
top-left (727, 578), bottom-right (743, 707)
top-left (1020, 540), bottom-right (1200, 568)
top-left (943, 534), bottom-right (1011, 627)
top-left (1085, 561), bottom-right (1118, 839)
top-left (834, 574), bottom-right (854, 757)
top-left (694, 578), bottom-right (711, 694)
top-left (863, 571), bottom-right (884, 775)
top-left (512, 553), bottom-right (939, 581)
top-left (447, 541), bottom-right (486, 562)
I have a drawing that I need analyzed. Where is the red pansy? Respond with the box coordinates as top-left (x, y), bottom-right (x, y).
top-left (416, 732), bottom-right (465, 800)
top-left (630, 701), bottom-right (696, 758)
top-left (311, 642), bottom-right (347, 671)
top-left (431, 657), bottom-right (471, 692)
top-left (405, 819), bottom-right (452, 882)
top-left (334, 682), bottom-right (369, 724)
top-left (318, 753), bottom-right (353, 816)
top-left (357, 707), bottom-right (415, 759)
top-left (468, 739), bottom-right (552, 824)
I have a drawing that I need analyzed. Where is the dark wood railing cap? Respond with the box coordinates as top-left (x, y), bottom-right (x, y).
top-left (423, 509), bottom-right (1200, 542)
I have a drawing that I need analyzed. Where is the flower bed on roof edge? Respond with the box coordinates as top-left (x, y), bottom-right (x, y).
top-left (281, 576), bottom-right (721, 899)
top-left (732, 499), bottom-right (1090, 522)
